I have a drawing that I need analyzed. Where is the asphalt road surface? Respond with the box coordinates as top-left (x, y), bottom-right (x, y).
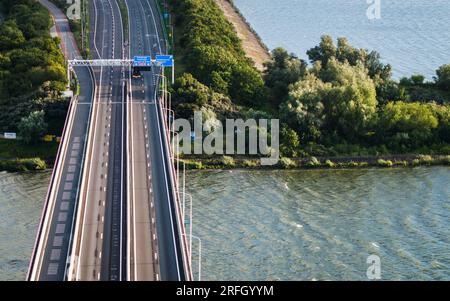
top-left (31, 0), bottom-right (187, 281)
top-left (29, 0), bottom-right (94, 281)
top-left (126, 0), bottom-right (187, 281)
top-left (72, 0), bottom-right (126, 281)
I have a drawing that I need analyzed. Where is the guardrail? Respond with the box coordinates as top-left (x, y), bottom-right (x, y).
top-left (27, 93), bottom-right (79, 280)
top-left (155, 77), bottom-right (193, 281)
top-left (64, 66), bottom-right (97, 280)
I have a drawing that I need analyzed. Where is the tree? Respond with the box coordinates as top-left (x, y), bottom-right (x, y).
top-left (173, 73), bottom-right (209, 107)
top-left (18, 110), bottom-right (48, 144)
top-left (435, 64), bottom-right (450, 91)
top-left (306, 35), bottom-right (336, 66)
top-left (426, 102), bottom-right (450, 143)
top-left (307, 35), bottom-right (392, 82)
top-left (318, 58), bottom-right (378, 141)
top-left (0, 20), bottom-right (26, 51)
top-left (411, 74), bottom-right (425, 85)
top-left (280, 125), bottom-right (300, 157)
top-left (379, 102), bottom-right (439, 149)
top-left (280, 73), bottom-right (327, 141)
top-left (376, 79), bottom-right (407, 106)
top-left (230, 63), bottom-right (267, 106)
top-left (280, 59), bottom-right (378, 143)
top-left (264, 47), bottom-right (307, 106)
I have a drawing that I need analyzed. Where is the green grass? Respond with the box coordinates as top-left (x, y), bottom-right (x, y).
top-left (117, 0), bottom-right (129, 44)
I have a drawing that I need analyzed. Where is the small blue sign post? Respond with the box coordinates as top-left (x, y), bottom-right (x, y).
top-left (155, 55), bottom-right (173, 67)
top-left (155, 55), bottom-right (175, 83)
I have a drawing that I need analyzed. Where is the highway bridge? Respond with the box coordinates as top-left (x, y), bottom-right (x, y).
top-left (27, 0), bottom-right (193, 281)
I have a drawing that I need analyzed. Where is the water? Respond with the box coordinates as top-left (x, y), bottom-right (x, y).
top-left (186, 167), bottom-right (450, 280)
top-left (0, 171), bottom-right (49, 281)
top-left (1, 167), bottom-right (449, 280)
top-left (233, 0), bottom-right (450, 79)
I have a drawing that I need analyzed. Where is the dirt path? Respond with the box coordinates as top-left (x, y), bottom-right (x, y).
top-left (215, 0), bottom-right (271, 71)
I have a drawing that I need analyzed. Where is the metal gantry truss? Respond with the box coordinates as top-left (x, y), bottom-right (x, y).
top-left (67, 58), bottom-right (175, 84)
top-left (68, 59), bottom-right (135, 67)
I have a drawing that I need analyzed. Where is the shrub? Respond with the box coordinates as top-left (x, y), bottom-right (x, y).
top-left (306, 156), bottom-right (321, 167)
top-left (377, 159), bottom-right (393, 167)
top-left (242, 160), bottom-right (258, 168)
top-left (0, 157), bottom-right (46, 172)
top-left (324, 159), bottom-right (335, 168)
top-left (221, 156), bottom-right (235, 168)
top-left (418, 155), bottom-right (433, 165)
top-left (394, 160), bottom-right (408, 167)
top-left (348, 161), bottom-right (360, 168)
top-left (412, 159), bottom-right (420, 166)
top-left (279, 157), bottom-right (296, 169)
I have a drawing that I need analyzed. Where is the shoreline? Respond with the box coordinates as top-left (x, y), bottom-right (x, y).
top-left (180, 154), bottom-right (450, 170)
top-left (215, 0), bottom-right (271, 71)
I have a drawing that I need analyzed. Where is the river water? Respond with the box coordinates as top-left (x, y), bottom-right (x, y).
top-left (0, 171), bottom-right (50, 281)
top-left (234, 0), bottom-right (450, 79)
top-left (0, 167), bottom-right (449, 280)
top-left (185, 167), bottom-right (450, 280)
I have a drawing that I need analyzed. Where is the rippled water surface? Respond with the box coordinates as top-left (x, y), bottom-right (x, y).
top-left (234, 0), bottom-right (450, 78)
top-left (186, 167), bottom-right (450, 280)
top-left (1, 167), bottom-right (449, 280)
top-left (0, 171), bottom-right (49, 281)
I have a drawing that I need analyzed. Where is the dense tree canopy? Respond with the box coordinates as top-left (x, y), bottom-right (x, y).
top-left (280, 59), bottom-right (377, 143)
top-left (172, 0), bottom-right (267, 106)
top-left (168, 1), bottom-right (450, 157)
top-left (264, 48), bottom-right (308, 106)
top-left (435, 64), bottom-right (450, 91)
top-left (0, 0), bottom-right (66, 132)
top-left (18, 110), bottom-right (48, 144)
top-left (306, 35), bottom-right (392, 82)
top-left (378, 102), bottom-right (439, 149)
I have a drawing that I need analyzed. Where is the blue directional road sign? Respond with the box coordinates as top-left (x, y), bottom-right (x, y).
top-left (133, 56), bottom-right (152, 67)
top-left (155, 55), bottom-right (174, 67)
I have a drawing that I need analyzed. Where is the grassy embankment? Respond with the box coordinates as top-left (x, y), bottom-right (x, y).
top-left (117, 0), bottom-right (129, 43)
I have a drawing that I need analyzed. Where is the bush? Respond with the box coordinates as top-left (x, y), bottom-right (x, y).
top-left (394, 160), bottom-right (408, 167)
top-left (306, 156), bottom-right (321, 167)
top-left (221, 156), bottom-right (235, 168)
top-left (18, 110), bottom-right (48, 144)
top-left (0, 157), bottom-right (46, 172)
top-left (418, 155), bottom-right (433, 165)
top-left (324, 159), bottom-right (335, 168)
top-left (412, 159), bottom-right (420, 166)
top-left (242, 160), bottom-right (258, 168)
top-left (377, 159), bottom-right (393, 167)
top-left (378, 102), bottom-right (439, 149)
top-left (348, 161), bottom-right (360, 168)
top-left (279, 157), bottom-right (296, 169)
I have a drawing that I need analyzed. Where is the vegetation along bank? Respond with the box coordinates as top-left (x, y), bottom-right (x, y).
top-left (0, 0), bottom-right (67, 171)
top-left (168, 0), bottom-right (450, 168)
